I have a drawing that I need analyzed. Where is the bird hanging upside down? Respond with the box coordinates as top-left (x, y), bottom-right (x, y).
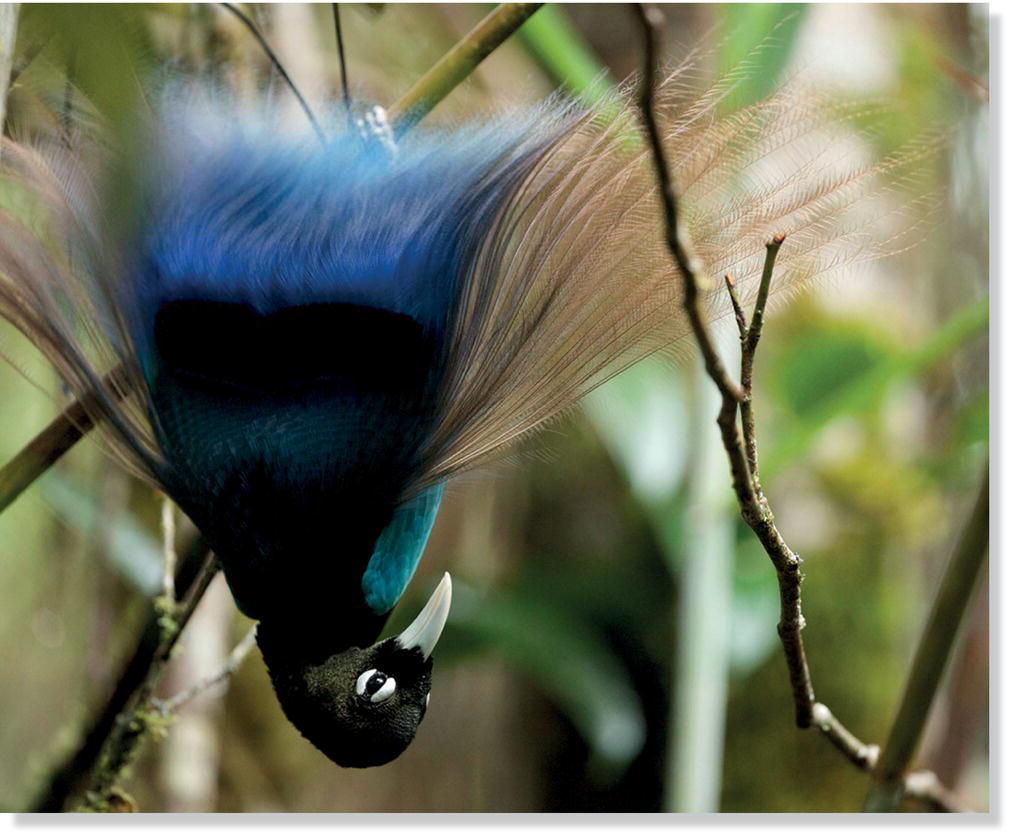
top-left (0, 64), bottom-right (929, 767)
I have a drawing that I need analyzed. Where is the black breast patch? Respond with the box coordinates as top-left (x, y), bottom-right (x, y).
top-left (154, 300), bottom-right (433, 393)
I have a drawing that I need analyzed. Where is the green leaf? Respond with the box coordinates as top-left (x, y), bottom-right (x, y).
top-left (771, 324), bottom-right (891, 419)
top-left (433, 579), bottom-right (646, 774)
top-left (717, 4), bottom-right (809, 112)
top-left (518, 4), bottom-right (617, 107)
top-left (516, 4), bottom-right (642, 149)
top-left (764, 296), bottom-right (988, 478)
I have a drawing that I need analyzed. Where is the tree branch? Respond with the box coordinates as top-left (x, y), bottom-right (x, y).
top-left (29, 535), bottom-right (214, 812)
top-left (864, 467), bottom-right (989, 811)
top-left (388, 3), bottom-right (543, 137)
top-left (0, 367), bottom-right (127, 516)
top-left (154, 625), bottom-right (257, 716)
top-left (79, 551), bottom-right (220, 812)
top-left (632, 2), bottom-right (975, 814)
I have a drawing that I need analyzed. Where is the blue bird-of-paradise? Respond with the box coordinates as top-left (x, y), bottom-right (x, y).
top-left (0, 70), bottom-right (925, 767)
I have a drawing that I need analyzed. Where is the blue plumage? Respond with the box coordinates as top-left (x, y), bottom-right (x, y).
top-left (362, 482), bottom-right (445, 615)
top-left (0, 61), bottom-right (904, 766)
top-left (117, 105), bottom-right (572, 648)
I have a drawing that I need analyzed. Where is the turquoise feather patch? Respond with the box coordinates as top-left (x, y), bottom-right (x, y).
top-left (361, 483), bottom-right (444, 615)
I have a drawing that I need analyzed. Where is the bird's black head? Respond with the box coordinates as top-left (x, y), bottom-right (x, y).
top-left (257, 573), bottom-right (451, 768)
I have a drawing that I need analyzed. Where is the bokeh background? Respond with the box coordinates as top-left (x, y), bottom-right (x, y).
top-left (0, 2), bottom-right (988, 813)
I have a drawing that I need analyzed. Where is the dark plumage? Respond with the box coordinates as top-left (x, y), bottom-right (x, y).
top-left (0, 72), bottom-right (930, 766)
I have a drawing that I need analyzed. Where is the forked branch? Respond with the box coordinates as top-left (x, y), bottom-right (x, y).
top-left (633, 3), bottom-right (977, 813)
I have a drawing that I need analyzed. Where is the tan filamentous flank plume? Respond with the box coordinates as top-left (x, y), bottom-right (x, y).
top-left (412, 69), bottom-right (939, 491)
top-left (0, 132), bottom-right (167, 484)
top-left (0, 62), bottom-right (938, 498)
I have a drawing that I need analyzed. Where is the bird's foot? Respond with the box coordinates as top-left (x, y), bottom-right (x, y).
top-left (356, 105), bottom-right (398, 158)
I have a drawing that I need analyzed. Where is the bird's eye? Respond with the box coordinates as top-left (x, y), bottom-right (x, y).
top-left (355, 668), bottom-right (397, 704)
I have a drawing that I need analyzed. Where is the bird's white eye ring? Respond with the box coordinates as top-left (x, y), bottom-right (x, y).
top-left (355, 668), bottom-right (397, 703)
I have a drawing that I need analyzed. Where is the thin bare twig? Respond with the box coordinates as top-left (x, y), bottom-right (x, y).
top-left (634, 2), bottom-right (813, 728)
top-left (632, 2), bottom-right (971, 813)
top-left (219, 2), bottom-right (325, 143)
top-left (331, 3), bottom-right (351, 115)
top-left (724, 275), bottom-right (747, 342)
top-left (739, 236), bottom-right (784, 488)
top-left (155, 625), bottom-right (257, 715)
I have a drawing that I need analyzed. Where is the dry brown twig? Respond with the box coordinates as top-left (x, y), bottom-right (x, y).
top-left (632, 2), bottom-right (975, 813)
top-left (154, 625), bottom-right (258, 716)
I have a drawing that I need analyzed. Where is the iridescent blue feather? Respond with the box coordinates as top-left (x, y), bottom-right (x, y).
top-left (362, 482), bottom-right (444, 615)
top-left (114, 104), bottom-right (575, 637)
top-left (0, 78), bottom-right (928, 649)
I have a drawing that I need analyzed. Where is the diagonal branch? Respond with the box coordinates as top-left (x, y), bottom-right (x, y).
top-left (632, 2), bottom-right (974, 813)
top-left (0, 368), bottom-right (129, 515)
top-left (864, 467), bottom-right (988, 811)
top-left (80, 551), bottom-right (220, 812)
top-left (153, 624), bottom-right (258, 716)
top-left (388, 3), bottom-right (543, 137)
top-left (29, 536), bottom-right (215, 812)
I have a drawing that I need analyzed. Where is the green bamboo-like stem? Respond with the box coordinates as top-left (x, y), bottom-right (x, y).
top-left (388, 3), bottom-right (543, 137)
top-left (863, 467), bottom-right (989, 812)
top-left (0, 368), bottom-right (128, 515)
top-left (0, 393), bottom-right (93, 513)
top-left (0, 2), bottom-right (539, 519)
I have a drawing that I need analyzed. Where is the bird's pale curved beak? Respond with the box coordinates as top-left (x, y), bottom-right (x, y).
top-left (395, 572), bottom-right (452, 659)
